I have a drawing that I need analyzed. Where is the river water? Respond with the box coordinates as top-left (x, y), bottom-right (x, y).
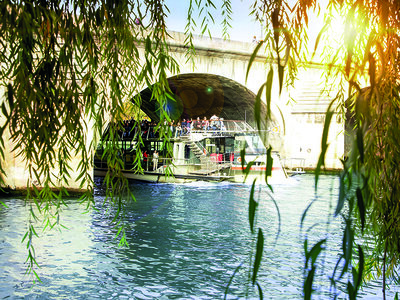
top-left (0, 174), bottom-right (398, 299)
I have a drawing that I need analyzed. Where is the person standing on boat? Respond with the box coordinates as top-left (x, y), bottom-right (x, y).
top-left (220, 118), bottom-right (226, 132)
top-left (181, 119), bottom-right (187, 135)
top-left (187, 118), bottom-right (192, 134)
top-left (210, 114), bottom-right (218, 131)
top-left (170, 120), bottom-right (175, 137)
top-left (152, 150), bottom-right (159, 171)
top-left (143, 150), bottom-right (148, 170)
top-left (176, 122), bottom-right (182, 137)
top-left (202, 117), bottom-right (209, 131)
top-left (193, 117), bottom-right (202, 131)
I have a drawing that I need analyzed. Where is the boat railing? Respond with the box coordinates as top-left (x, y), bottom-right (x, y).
top-left (107, 119), bottom-right (276, 143)
top-left (174, 120), bottom-right (262, 142)
top-left (105, 119), bottom-right (281, 143)
top-left (282, 157), bottom-right (306, 175)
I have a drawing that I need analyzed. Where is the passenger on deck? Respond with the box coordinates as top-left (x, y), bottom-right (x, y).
top-left (142, 150), bottom-right (148, 170)
top-left (176, 122), bottom-right (182, 137)
top-left (193, 117), bottom-right (202, 131)
top-left (202, 117), bottom-right (209, 131)
top-left (141, 120), bottom-right (149, 138)
top-left (220, 118), bottom-right (226, 132)
top-left (186, 118), bottom-right (192, 134)
top-left (152, 151), bottom-right (159, 171)
top-left (181, 119), bottom-right (187, 135)
top-left (210, 115), bottom-right (219, 131)
top-left (170, 120), bottom-right (175, 137)
top-left (149, 121), bottom-right (156, 138)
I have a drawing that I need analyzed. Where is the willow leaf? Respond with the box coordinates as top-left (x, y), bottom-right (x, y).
top-left (245, 40), bottom-right (264, 83)
top-left (249, 179), bottom-right (258, 234)
top-left (224, 262), bottom-right (243, 299)
top-left (252, 228), bottom-right (264, 285)
top-left (304, 266), bottom-right (316, 300)
top-left (356, 127), bottom-right (364, 164)
top-left (278, 64), bottom-right (284, 95)
top-left (336, 171), bottom-right (346, 216)
top-left (256, 282), bottom-right (264, 299)
top-left (315, 100), bottom-right (335, 190)
top-left (266, 68), bottom-right (273, 120)
top-left (240, 148), bottom-right (246, 170)
top-left (254, 83), bottom-right (266, 132)
top-left (356, 188), bottom-right (365, 231)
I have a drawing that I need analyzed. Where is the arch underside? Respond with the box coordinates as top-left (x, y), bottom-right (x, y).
top-left (137, 73), bottom-right (273, 129)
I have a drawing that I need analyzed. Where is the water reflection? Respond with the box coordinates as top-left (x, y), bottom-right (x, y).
top-left (0, 175), bottom-right (398, 299)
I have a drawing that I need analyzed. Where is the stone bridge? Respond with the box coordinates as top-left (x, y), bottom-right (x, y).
top-left (145, 31), bottom-right (344, 170)
top-left (1, 31), bottom-right (344, 190)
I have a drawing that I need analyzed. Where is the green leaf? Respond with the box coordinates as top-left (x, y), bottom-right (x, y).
top-left (268, 194), bottom-right (281, 244)
top-left (356, 127), bottom-right (364, 164)
top-left (368, 52), bottom-right (376, 89)
top-left (315, 100), bottom-right (335, 190)
top-left (356, 188), bottom-right (365, 231)
top-left (355, 244), bottom-right (364, 291)
top-left (266, 146), bottom-right (273, 178)
top-left (256, 281), bottom-right (264, 299)
top-left (301, 200), bottom-right (315, 230)
top-left (224, 262), bottom-right (243, 299)
top-left (7, 83), bottom-right (14, 110)
top-left (266, 68), bottom-right (273, 120)
top-left (240, 148), bottom-right (246, 170)
top-left (304, 266), bottom-right (316, 300)
top-left (308, 239), bottom-right (326, 268)
top-left (303, 239), bottom-right (326, 299)
top-left (336, 171), bottom-right (346, 216)
top-left (0, 200), bottom-right (7, 209)
top-left (249, 179), bottom-right (258, 234)
top-left (278, 64), bottom-right (284, 95)
top-left (311, 23), bottom-right (328, 59)
top-left (252, 228), bottom-right (264, 285)
top-left (254, 83), bottom-right (266, 132)
top-left (32, 269), bottom-right (43, 283)
top-left (22, 231), bottom-right (29, 243)
top-left (243, 161), bottom-right (255, 182)
top-left (304, 238), bottom-right (308, 259)
top-left (245, 40), bottom-right (264, 83)
top-left (1, 103), bottom-right (8, 118)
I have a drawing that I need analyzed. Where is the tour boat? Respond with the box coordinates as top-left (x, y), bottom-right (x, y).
top-left (94, 119), bottom-right (287, 184)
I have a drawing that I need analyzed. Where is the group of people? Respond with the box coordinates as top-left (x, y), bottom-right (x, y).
top-left (172, 115), bottom-right (225, 137)
top-left (117, 115), bottom-right (226, 141)
top-left (141, 150), bottom-right (159, 171)
top-left (118, 118), bottom-right (158, 141)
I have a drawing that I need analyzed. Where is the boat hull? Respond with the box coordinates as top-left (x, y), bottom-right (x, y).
top-left (94, 163), bottom-right (287, 184)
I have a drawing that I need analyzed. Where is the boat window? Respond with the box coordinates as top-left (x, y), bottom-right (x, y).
top-left (235, 135), bottom-right (266, 154)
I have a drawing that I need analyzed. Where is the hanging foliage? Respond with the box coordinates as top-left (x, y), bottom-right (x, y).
top-left (1, 0), bottom-right (400, 297)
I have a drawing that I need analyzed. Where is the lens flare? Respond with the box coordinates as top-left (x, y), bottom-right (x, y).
top-left (205, 86), bottom-right (213, 94)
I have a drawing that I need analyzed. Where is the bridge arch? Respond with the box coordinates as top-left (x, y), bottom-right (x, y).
top-left (137, 73), bottom-right (284, 150)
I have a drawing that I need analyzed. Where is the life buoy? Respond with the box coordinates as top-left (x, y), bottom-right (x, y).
top-left (237, 157), bottom-right (242, 163)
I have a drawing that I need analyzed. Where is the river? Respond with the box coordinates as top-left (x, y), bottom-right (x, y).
top-left (0, 174), bottom-right (398, 299)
